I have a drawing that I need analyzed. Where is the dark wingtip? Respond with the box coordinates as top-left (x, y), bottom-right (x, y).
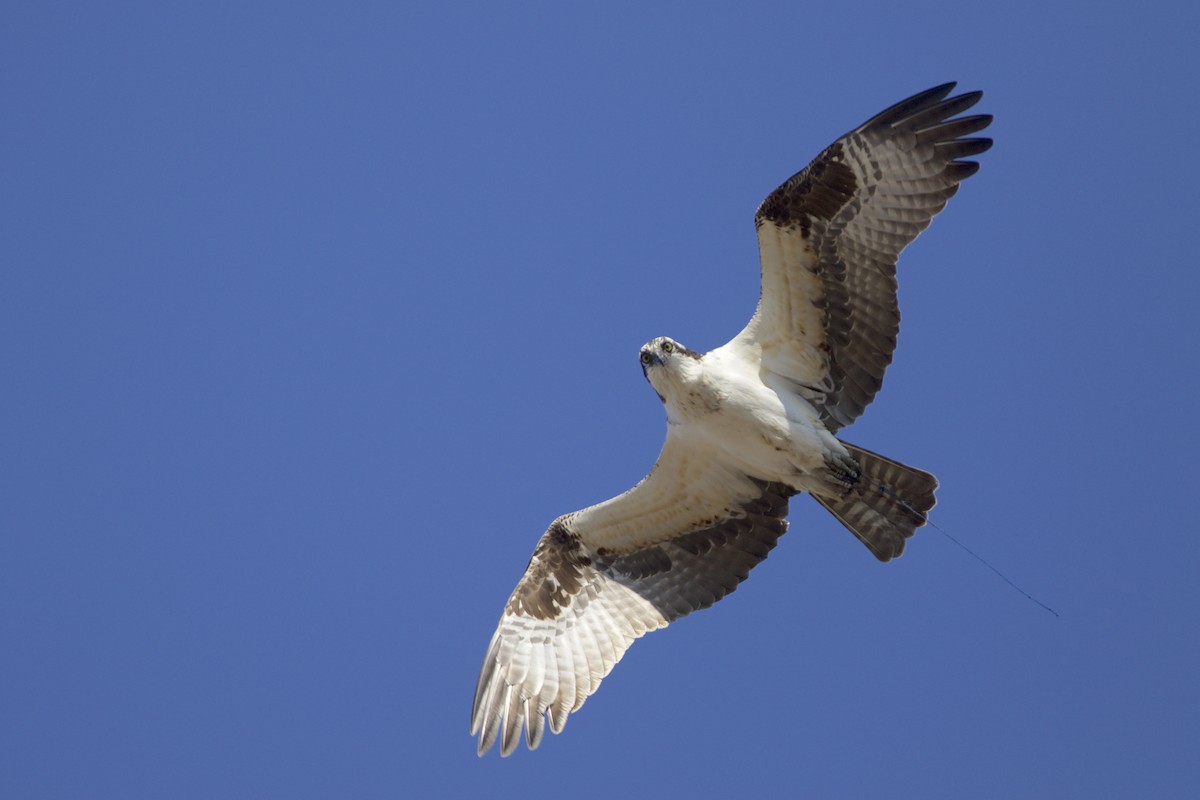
top-left (935, 137), bottom-right (994, 160)
top-left (922, 81), bottom-right (959, 98)
top-left (944, 161), bottom-right (982, 181)
top-left (860, 83), bottom-right (958, 130)
top-left (956, 89), bottom-right (984, 105)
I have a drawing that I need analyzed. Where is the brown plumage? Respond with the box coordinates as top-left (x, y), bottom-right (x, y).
top-left (744, 83), bottom-right (991, 430)
top-left (472, 84), bottom-right (991, 756)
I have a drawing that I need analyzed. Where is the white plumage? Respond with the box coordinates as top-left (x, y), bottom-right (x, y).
top-left (472, 83), bottom-right (992, 756)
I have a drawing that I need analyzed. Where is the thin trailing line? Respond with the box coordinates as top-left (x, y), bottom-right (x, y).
top-left (871, 482), bottom-right (1060, 618)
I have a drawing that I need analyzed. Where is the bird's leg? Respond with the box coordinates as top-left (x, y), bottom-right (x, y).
top-left (821, 451), bottom-right (862, 496)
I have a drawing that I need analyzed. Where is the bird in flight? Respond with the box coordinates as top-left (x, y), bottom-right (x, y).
top-left (471, 83), bottom-right (992, 756)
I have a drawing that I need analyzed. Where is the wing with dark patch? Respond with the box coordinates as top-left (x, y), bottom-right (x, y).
top-left (470, 480), bottom-right (792, 757)
top-left (730, 83), bottom-right (992, 431)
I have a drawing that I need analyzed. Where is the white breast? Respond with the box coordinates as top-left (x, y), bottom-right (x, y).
top-left (672, 348), bottom-right (838, 484)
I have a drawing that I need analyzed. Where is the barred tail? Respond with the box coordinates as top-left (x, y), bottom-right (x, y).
top-left (813, 442), bottom-right (938, 562)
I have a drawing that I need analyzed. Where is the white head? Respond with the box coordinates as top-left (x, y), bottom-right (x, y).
top-left (639, 336), bottom-right (701, 402)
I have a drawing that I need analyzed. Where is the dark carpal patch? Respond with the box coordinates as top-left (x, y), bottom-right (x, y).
top-left (506, 518), bottom-right (591, 621)
top-left (755, 142), bottom-right (858, 238)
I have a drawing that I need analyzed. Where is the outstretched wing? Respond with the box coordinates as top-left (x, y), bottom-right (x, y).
top-left (726, 83), bottom-right (992, 431)
top-left (470, 432), bottom-right (793, 756)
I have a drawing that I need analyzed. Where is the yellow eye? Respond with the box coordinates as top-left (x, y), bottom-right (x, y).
top-left (640, 352), bottom-right (652, 365)
top-left (661, 341), bottom-right (674, 353)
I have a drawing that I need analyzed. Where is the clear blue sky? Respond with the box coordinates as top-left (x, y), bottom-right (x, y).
top-left (3, 2), bottom-right (1197, 798)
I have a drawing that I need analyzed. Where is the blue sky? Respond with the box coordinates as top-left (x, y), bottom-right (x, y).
top-left (3, 1), bottom-right (1198, 797)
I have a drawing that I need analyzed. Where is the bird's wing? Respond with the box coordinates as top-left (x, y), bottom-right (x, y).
top-left (471, 430), bottom-right (793, 756)
top-left (725, 83), bottom-right (991, 431)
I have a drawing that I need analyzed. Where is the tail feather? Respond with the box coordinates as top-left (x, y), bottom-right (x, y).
top-left (813, 441), bottom-right (938, 562)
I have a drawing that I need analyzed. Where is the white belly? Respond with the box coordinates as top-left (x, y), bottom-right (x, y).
top-left (666, 351), bottom-right (844, 489)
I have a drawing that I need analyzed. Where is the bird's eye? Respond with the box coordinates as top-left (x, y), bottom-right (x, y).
top-left (661, 341), bottom-right (674, 353)
top-left (640, 352), bottom-right (652, 365)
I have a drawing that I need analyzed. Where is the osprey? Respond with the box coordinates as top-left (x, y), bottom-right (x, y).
top-left (471, 84), bottom-right (992, 756)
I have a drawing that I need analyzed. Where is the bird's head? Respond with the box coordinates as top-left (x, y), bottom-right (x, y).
top-left (639, 336), bottom-right (701, 401)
